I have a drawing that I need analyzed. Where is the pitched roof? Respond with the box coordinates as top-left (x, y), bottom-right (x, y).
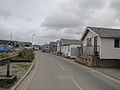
top-left (22, 42), bottom-right (32, 45)
top-left (0, 40), bottom-right (17, 45)
top-left (50, 42), bottom-right (57, 46)
top-left (0, 40), bottom-right (10, 45)
top-left (87, 27), bottom-right (120, 38)
top-left (61, 39), bottom-right (80, 45)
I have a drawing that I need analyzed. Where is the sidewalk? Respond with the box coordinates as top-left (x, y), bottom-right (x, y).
top-left (92, 68), bottom-right (120, 80)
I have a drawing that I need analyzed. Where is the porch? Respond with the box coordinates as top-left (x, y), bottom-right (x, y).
top-left (82, 45), bottom-right (100, 58)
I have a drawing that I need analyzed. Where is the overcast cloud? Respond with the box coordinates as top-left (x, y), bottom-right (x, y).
top-left (0, 0), bottom-right (120, 44)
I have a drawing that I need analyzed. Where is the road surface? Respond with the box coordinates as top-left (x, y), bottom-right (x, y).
top-left (16, 51), bottom-right (120, 90)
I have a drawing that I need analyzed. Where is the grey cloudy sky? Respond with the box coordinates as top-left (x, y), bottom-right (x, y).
top-left (0, 0), bottom-right (120, 44)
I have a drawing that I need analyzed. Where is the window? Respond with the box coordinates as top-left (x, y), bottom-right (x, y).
top-left (25, 45), bottom-right (30, 47)
top-left (87, 38), bottom-right (92, 46)
top-left (114, 39), bottom-right (119, 48)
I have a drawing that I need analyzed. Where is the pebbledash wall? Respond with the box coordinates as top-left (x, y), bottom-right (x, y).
top-left (100, 38), bottom-right (120, 59)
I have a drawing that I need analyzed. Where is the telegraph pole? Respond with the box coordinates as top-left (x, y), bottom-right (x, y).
top-left (10, 32), bottom-right (12, 41)
top-left (6, 32), bottom-right (12, 77)
top-left (6, 60), bottom-right (10, 77)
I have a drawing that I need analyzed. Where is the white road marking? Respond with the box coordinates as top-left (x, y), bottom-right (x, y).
top-left (72, 78), bottom-right (83, 90)
top-left (57, 63), bottom-right (65, 71)
top-left (57, 54), bottom-right (120, 84)
top-left (20, 61), bottom-right (38, 90)
top-left (90, 70), bottom-right (98, 73)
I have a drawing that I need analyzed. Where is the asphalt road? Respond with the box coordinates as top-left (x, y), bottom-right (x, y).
top-left (16, 51), bottom-right (120, 90)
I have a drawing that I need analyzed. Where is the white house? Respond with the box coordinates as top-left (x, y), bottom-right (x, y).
top-left (56, 40), bottom-right (61, 54)
top-left (60, 39), bottom-right (81, 58)
top-left (81, 26), bottom-right (120, 60)
top-left (49, 42), bottom-right (57, 53)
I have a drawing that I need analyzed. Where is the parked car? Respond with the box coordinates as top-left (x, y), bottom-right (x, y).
top-left (42, 48), bottom-right (49, 53)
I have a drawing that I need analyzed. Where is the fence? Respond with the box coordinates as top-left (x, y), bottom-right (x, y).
top-left (83, 45), bottom-right (100, 56)
top-left (0, 55), bottom-right (18, 76)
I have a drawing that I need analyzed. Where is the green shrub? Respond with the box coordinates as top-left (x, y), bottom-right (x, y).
top-left (0, 53), bottom-right (17, 66)
top-left (19, 49), bottom-right (35, 60)
top-left (16, 64), bottom-right (31, 71)
top-left (0, 53), bottom-right (9, 59)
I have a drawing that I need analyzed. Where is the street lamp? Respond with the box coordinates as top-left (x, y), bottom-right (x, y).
top-left (32, 34), bottom-right (36, 43)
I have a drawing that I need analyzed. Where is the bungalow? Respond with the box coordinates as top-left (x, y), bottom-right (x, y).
top-left (0, 40), bottom-right (10, 46)
top-left (49, 42), bottom-right (57, 53)
top-left (0, 40), bottom-right (21, 50)
top-left (78, 26), bottom-right (120, 67)
top-left (33, 45), bottom-right (40, 50)
top-left (0, 40), bottom-right (20, 52)
top-left (22, 42), bottom-right (32, 49)
top-left (60, 39), bottom-right (81, 58)
top-left (56, 40), bottom-right (61, 54)
top-left (0, 40), bottom-right (17, 47)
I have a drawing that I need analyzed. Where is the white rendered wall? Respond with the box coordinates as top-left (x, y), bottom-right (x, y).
top-left (100, 38), bottom-right (120, 59)
top-left (83, 31), bottom-right (101, 47)
top-left (68, 45), bottom-right (81, 58)
top-left (61, 45), bottom-right (80, 58)
top-left (61, 46), bottom-right (68, 56)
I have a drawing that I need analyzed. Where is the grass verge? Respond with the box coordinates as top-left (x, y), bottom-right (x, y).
top-left (16, 64), bottom-right (31, 71)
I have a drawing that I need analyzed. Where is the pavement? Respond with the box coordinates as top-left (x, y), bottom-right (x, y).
top-left (93, 68), bottom-right (120, 81)
top-left (15, 51), bottom-right (120, 90)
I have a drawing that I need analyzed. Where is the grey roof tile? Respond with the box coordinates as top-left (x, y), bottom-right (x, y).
top-left (61, 39), bottom-right (81, 45)
top-left (87, 27), bottom-right (120, 38)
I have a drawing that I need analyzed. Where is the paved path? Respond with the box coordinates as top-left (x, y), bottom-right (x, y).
top-left (93, 68), bottom-right (120, 80)
top-left (16, 51), bottom-right (120, 90)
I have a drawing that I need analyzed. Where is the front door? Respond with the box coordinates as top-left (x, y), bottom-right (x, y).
top-left (94, 36), bottom-right (97, 55)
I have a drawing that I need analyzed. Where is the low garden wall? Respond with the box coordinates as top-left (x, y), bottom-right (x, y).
top-left (0, 75), bottom-right (17, 88)
top-left (75, 56), bottom-right (120, 68)
top-left (96, 59), bottom-right (120, 68)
